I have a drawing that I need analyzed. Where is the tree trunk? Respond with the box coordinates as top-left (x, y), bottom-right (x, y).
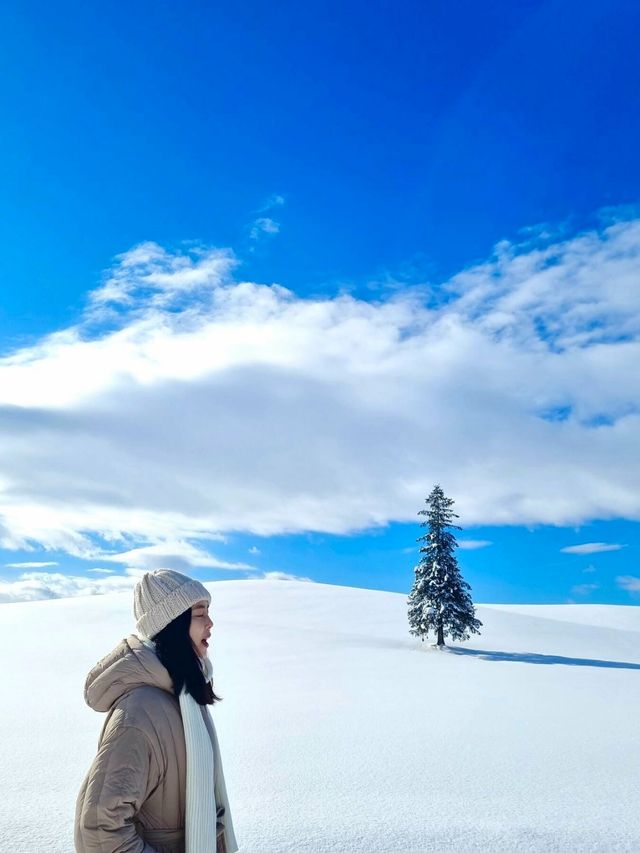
top-left (437, 623), bottom-right (445, 646)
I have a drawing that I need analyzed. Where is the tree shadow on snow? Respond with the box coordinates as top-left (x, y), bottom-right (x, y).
top-left (446, 647), bottom-right (640, 670)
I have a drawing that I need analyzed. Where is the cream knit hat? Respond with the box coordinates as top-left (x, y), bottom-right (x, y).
top-left (133, 569), bottom-right (211, 638)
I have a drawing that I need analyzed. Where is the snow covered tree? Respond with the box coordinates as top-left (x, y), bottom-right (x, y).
top-left (408, 485), bottom-right (482, 646)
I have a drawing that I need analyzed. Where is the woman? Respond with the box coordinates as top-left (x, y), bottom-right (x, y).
top-left (75, 569), bottom-right (239, 853)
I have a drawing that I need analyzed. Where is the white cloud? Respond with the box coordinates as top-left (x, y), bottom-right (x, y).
top-left (570, 582), bottom-right (600, 596)
top-left (0, 570), bottom-right (139, 603)
top-left (99, 540), bottom-right (253, 572)
top-left (4, 561), bottom-right (58, 568)
top-left (258, 194), bottom-right (285, 212)
top-left (248, 546), bottom-right (261, 555)
top-left (249, 217), bottom-right (280, 241)
top-left (616, 575), bottom-right (640, 593)
top-left (457, 540), bottom-right (493, 550)
top-left (87, 242), bottom-right (236, 314)
top-left (0, 565), bottom-right (311, 603)
top-left (250, 571), bottom-right (313, 582)
top-left (560, 543), bottom-right (625, 555)
top-left (0, 214), bottom-right (639, 556)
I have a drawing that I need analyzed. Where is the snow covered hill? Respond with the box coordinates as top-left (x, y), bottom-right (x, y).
top-left (1, 579), bottom-right (639, 852)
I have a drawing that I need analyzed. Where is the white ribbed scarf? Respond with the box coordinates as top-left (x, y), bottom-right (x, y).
top-left (138, 634), bottom-right (239, 853)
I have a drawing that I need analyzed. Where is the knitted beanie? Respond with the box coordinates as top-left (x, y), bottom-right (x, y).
top-left (133, 569), bottom-right (211, 638)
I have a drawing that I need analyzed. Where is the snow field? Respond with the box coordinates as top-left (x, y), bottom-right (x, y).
top-left (0, 580), bottom-right (638, 852)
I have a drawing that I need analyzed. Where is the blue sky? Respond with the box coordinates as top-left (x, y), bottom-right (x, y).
top-left (0, 0), bottom-right (639, 605)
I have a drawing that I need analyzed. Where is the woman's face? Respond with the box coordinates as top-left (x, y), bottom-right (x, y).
top-left (189, 599), bottom-right (213, 657)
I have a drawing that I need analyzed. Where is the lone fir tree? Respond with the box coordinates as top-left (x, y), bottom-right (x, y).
top-left (408, 485), bottom-right (482, 646)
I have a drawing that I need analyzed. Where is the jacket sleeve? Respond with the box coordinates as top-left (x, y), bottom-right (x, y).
top-left (76, 723), bottom-right (160, 853)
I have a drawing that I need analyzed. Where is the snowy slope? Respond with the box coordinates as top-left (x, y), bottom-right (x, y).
top-left (1, 580), bottom-right (639, 853)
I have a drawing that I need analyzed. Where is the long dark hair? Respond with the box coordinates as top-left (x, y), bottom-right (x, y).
top-left (152, 608), bottom-right (222, 706)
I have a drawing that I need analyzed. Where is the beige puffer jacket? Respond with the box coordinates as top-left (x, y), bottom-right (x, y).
top-left (75, 634), bottom-right (228, 853)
